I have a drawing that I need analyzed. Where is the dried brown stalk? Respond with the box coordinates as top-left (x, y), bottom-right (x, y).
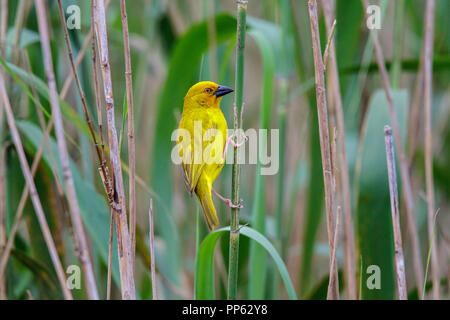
top-left (106, 208), bottom-right (114, 300)
top-left (423, 0), bottom-right (439, 300)
top-left (308, 0), bottom-right (339, 300)
top-left (93, 0), bottom-right (136, 299)
top-left (60, 27), bottom-right (93, 99)
top-left (0, 73), bottom-right (72, 300)
top-left (119, 0), bottom-right (137, 267)
top-left (384, 126), bottom-right (407, 300)
top-left (148, 199), bottom-right (157, 300)
top-left (322, 0), bottom-right (357, 300)
top-left (361, 0), bottom-right (424, 298)
top-left (35, 0), bottom-right (99, 300)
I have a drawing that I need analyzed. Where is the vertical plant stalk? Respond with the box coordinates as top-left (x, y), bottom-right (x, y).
top-left (93, 0), bottom-right (136, 300)
top-left (60, 28), bottom-right (93, 99)
top-left (361, 0), bottom-right (424, 298)
top-left (106, 208), bottom-right (113, 300)
top-left (148, 199), bottom-right (157, 300)
top-left (35, 0), bottom-right (99, 300)
top-left (423, 0), bottom-right (439, 300)
top-left (0, 2), bottom-right (7, 298)
top-left (0, 73), bottom-right (72, 300)
top-left (91, 2), bottom-right (106, 158)
top-left (0, 144), bottom-right (6, 299)
top-left (321, 0), bottom-right (357, 300)
top-left (119, 0), bottom-right (137, 268)
top-left (308, 0), bottom-right (339, 300)
top-left (384, 126), bottom-right (407, 300)
top-left (227, 0), bottom-right (247, 300)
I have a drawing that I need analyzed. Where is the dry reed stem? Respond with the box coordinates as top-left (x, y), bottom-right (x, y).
top-left (308, 0), bottom-right (339, 300)
top-left (322, 18), bottom-right (336, 72)
top-left (423, 0), bottom-right (439, 300)
top-left (35, 0), bottom-right (99, 300)
top-left (329, 205), bottom-right (341, 293)
top-left (107, 208), bottom-right (113, 300)
top-left (12, 0), bottom-right (31, 50)
top-left (361, 0), bottom-right (424, 298)
top-left (119, 0), bottom-right (137, 268)
top-left (0, 73), bottom-right (72, 300)
top-left (321, 0), bottom-right (357, 300)
top-left (60, 28), bottom-right (93, 99)
top-left (91, 2), bottom-right (105, 156)
top-left (93, 0), bottom-right (136, 299)
top-left (384, 126), bottom-right (407, 300)
top-left (148, 199), bottom-right (157, 300)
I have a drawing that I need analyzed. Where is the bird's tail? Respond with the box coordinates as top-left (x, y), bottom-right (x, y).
top-left (195, 180), bottom-right (219, 231)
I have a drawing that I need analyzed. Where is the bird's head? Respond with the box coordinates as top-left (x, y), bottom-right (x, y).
top-left (184, 81), bottom-right (234, 109)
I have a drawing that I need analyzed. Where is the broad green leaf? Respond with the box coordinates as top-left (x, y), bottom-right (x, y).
top-left (196, 226), bottom-right (297, 300)
top-left (6, 28), bottom-right (40, 48)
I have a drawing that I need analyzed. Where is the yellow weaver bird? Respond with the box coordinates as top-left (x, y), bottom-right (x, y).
top-left (176, 81), bottom-right (244, 231)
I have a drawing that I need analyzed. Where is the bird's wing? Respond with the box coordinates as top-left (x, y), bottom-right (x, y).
top-left (178, 116), bottom-right (223, 195)
top-left (180, 140), bottom-right (205, 195)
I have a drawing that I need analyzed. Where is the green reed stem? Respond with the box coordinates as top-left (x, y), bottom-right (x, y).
top-left (228, 0), bottom-right (247, 300)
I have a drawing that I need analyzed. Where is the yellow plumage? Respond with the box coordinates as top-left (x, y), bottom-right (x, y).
top-left (176, 81), bottom-right (233, 231)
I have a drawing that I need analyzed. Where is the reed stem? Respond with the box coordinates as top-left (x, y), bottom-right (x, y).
top-left (384, 126), bottom-right (407, 300)
top-left (36, 0), bottom-right (99, 300)
top-left (119, 0), bottom-right (137, 269)
top-left (227, 0), bottom-right (247, 300)
top-left (321, 0), bottom-right (357, 300)
top-left (93, 0), bottom-right (136, 299)
top-left (308, 0), bottom-right (339, 300)
top-left (423, 0), bottom-right (439, 300)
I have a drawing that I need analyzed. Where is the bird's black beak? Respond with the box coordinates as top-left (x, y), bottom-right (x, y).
top-left (214, 85), bottom-right (234, 97)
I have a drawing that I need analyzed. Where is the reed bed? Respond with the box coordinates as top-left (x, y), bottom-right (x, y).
top-left (0, 0), bottom-right (448, 300)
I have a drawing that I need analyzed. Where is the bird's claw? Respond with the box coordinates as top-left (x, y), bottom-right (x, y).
top-left (225, 198), bottom-right (244, 209)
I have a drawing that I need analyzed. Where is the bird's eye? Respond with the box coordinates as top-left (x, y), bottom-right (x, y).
top-left (204, 88), bottom-right (212, 94)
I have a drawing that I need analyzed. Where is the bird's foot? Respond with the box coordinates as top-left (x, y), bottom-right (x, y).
top-left (222, 132), bottom-right (248, 158)
top-left (212, 189), bottom-right (244, 209)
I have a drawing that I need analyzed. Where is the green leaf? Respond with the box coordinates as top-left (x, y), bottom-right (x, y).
top-left (196, 226), bottom-right (297, 300)
top-left (305, 270), bottom-right (344, 300)
top-left (6, 28), bottom-right (40, 48)
top-left (340, 57), bottom-right (450, 74)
